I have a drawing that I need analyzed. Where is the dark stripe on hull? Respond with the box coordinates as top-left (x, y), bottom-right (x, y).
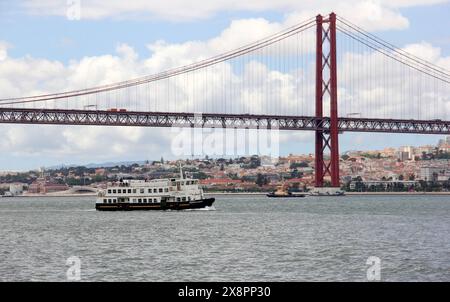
top-left (95, 198), bottom-right (215, 211)
top-left (266, 194), bottom-right (306, 198)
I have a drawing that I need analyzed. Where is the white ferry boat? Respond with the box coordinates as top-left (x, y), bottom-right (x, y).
top-left (96, 168), bottom-right (214, 211)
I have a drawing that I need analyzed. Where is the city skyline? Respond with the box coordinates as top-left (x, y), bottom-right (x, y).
top-left (1, 134), bottom-right (448, 173)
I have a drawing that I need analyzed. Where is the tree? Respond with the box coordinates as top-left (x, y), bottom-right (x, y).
top-left (249, 156), bottom-right (261, 169)
top-left (192, 172), bottom-right (208, 180)
top-left (290, 161), bottom-right (309, 169)
top-left (291, 169), bottom-right (303, 178)
top-left (256, 173), bottom-right (269, 187)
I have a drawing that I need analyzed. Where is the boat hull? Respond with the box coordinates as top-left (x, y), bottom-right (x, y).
top-left (266, 194), bottom-right (306, 198)
top-left (96, 198), bottom-right (215, 211)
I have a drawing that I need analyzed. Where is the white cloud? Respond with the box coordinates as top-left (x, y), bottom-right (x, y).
top-left (19, 0), bottom-right (449, 30)
top-left (337, 41), bottom-right (450, 120)
top-left (0, 41), bottom-right (10, 61)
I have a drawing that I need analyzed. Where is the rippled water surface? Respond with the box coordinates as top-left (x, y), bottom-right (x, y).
top-left (0, 194), bottom-right (449, 281)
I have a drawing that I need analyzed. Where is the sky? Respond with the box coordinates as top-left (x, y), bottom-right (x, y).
top-left (0, 0), bottom-right (449, 171)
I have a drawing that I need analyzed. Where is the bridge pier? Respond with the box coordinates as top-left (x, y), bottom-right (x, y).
top-left (314, 13), bottom-right (340, 190)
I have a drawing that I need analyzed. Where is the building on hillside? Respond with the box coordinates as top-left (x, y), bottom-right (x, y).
top-left (27, 180), bottom-right (68, 194)
top-left (9, 183), bottom-right (25, 196)
top-left (396, 151), bottom-right (410, 162)
top-left (419, 167), bottom-right (445, 181)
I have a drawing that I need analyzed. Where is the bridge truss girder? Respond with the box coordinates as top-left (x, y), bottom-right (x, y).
top-left (0, 108), bottom-right (448, 134)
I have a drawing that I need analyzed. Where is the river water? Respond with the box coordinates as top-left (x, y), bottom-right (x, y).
top-left (0, 194), bottom-right (448, 281)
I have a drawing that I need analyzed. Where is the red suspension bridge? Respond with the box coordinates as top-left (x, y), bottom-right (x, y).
top-left (0, 13), bottom-right (449, 190)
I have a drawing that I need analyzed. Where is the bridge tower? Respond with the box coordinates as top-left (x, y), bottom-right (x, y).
top-left (314, 13), bottom-right (340, 191)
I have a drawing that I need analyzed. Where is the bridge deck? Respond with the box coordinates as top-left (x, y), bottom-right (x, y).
top-left (0, 108), bottom-right (449, 134)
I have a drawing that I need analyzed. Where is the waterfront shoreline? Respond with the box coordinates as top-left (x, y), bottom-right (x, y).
top-left (2, 191), bottom-right (449, 198)
top-left (206, 192), bottom-right (450, 196)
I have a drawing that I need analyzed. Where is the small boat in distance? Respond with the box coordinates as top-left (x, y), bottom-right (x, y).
top-left (266, 184), bottom-right (306, 198)
top-left (309, 187), bottom-right (345, 196)
top-left (95, 166), bottom-right (214, 211)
